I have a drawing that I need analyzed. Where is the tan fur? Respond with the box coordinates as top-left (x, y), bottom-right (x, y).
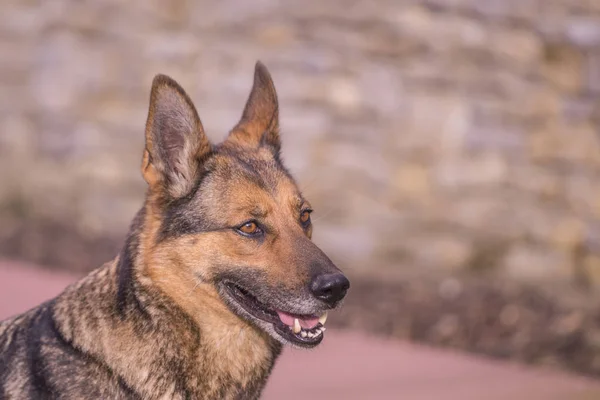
top-left (142, 205), bottom-right (273, 387)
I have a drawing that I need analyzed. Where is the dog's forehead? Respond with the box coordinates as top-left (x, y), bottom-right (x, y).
top-left (209, 149), bottom-right (298, 196)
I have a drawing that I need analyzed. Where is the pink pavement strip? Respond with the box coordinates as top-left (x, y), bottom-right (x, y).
top-left (1, 259), bottom-right (599, 399)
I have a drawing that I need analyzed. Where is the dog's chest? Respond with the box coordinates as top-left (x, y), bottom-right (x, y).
top-left (193, 325), bottom-right (274, 396)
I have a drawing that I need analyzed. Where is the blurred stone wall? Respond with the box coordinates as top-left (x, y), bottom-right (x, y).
top-left (1, 0), bottom-right (600, 284)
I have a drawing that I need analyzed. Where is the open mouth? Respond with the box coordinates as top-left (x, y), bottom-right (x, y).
top-left (223, 282), bottom-right (328, 347)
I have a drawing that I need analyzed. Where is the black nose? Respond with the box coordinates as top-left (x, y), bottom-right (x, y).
top-left (310, 273), bottom-right (350, 305)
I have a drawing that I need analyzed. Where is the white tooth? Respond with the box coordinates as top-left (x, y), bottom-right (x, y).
top-left (293, 318), bottom-right (301, 334)
top-left (307, 332), bottom-right (314, 338)
top-left (321, 326), bottom-right (327, 332)
top-left (319, 312), bottom-right (328, 325)
top-left (301, 331), bottom-right (307, 338)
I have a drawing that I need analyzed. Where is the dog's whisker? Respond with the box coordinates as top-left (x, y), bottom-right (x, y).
top-left (299, 173), bottom-right (320, 193)
top-left (187, 281), bottom-right (201, 297)
top-left (310, 207), bottom-right (338, 223)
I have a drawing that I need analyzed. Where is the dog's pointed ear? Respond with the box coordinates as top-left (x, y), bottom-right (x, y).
top-left (227, 61), bottom-right (280, 152)
top-left (142, 74), bottom-right (211, 199)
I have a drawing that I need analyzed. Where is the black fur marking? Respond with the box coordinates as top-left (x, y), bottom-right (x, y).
top-left (232, 156), bottom-right (273, 193)
top-left (158, 171), bottom-right (215, 241)
top-left (222, 146), bottom-right (292, 195)
top-left (0, 320), bottom-right (20, 380)
top-left (25, 305), bottom-right (55, 398)
top-left (116, 237), bottom-right (137, 316)
top-left (116, 208), bottom-right (149, 319)
top-left (47, 303), bottom-right (143, 399)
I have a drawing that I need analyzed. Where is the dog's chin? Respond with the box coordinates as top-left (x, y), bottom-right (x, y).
top-left (218, 281), bottom-right (327, 349)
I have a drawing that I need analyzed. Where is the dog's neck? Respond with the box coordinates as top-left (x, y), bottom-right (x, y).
top-left (54, 207), bottom-right (282, 399)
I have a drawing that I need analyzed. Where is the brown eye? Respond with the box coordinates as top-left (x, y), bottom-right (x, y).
top-left (239, 221), bottom-right (259, 235)
top-left (300, 210), bottom-right (311, 224)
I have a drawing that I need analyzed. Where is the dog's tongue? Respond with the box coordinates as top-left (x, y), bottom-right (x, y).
top-left (276, 310), bottom-right (319, 329)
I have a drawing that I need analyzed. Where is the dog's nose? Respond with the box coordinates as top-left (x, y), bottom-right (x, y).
top-left (310, 273), bottom-right (350, 305)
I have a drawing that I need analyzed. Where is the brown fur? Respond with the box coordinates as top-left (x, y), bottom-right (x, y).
top-left (0, 61), bottom-right (348, 399)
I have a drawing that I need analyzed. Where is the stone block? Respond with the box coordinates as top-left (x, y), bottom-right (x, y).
top-left (529, 122), bottom-right (600, 166)
top-left (502, 246), bottom-right (574, 282)
top-left (541, 43), bottom-right (584, 93)
top-left (566, 17), bottom-right (600, 48)
top-left (434, 153), bottom-right (508, 188)
top-left (550, 218), bottom-right (586, 251)
top-left (488, 28), bottom-right (542, 71)
top-left (587, 52), bottom-right (600, 94)
top-left (584, 255), bottom-right (600, 288)
top-left (392, 163), bottom-right (432, 201)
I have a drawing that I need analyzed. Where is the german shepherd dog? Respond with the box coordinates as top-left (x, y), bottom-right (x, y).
top-left (0, 62), bottom-right (349, 399)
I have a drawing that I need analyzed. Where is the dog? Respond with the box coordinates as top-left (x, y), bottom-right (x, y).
top-left (0, 61), bottom-right (349, 399)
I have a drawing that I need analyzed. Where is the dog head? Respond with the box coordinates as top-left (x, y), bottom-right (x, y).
top-left (139, 62), bottom-right (349, 348)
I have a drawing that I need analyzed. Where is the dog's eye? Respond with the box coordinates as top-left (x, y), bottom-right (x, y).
top-left (238, 221), bottom-right (261, 235)
top-left (300, 209), bottom-right (312, 225)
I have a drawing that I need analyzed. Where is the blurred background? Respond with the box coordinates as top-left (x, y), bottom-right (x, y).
top-left (2, 0), bottom-right (600, 394)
